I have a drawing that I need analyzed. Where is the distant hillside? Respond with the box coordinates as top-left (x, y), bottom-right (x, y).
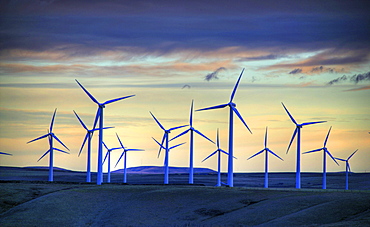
top-left (22, 166), bottom-right (72, 172)
top-left (112, 166), bottom-right (217, 174)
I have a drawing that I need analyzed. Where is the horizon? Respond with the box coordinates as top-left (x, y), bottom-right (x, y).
top-left (0, 1), bottom-right (369, 174)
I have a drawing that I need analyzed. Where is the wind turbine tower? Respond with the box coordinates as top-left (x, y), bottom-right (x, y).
top-left (115, 133), bottom-right (144, 183)
top-left (281, 102), bottom-right (326, 189)
top-left (247, 127), bottom-right (284, 188)
top-left (73, 110), bottom-right (113, 182)
top-left (27, 109), bottom-right (69, 182)
top-left (335, 149), bottom-right (358, 190)
top-left (197, 69), bottom-right (252, 187)
top-left (75, 80), bottom-right (134, 185)
top-left (170, 100), bottom-right (214, 184)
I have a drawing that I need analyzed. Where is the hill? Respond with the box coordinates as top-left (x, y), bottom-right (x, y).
top-left (112, 166), bottom-right (217, 174)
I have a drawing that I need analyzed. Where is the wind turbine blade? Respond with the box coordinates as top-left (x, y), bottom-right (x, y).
top-left (247, 149), bottom-right (265, 160)
top-left (0, 152), bottom-right (12, 155)
top-left (196, 103), bottom-right (228, 112)
top-left (281, 102), bottom-right (297, 125)
top-left (103, 95), bottom-right (135, 105)
top-left (49, 108), bottom-right (57, 132)
top-left (348, 149), bottom-right (358, 160)
top-left (73, 110), bottom-right (88, 131)
top-left (170, 142), bottom-right (186, 150)
top-left (302, 148), bottom-right (324, 154)
top-left (27, 133), bottom-right (49, 144)
top-left (127, 149), bottom-right (145, 151)
top-left (286, 128), bottom-right (297, 154)
top-left (152, 137), bottom-right (166, 155)
top-left (103, 151), bottom-right (109, 164)
top-left (334, 157), bottom-right (346, 162)
top-left (326, 149), bottom-right (339, 165)
top-left (149, 112), bottom-right (165, 131)
top-left (115, 152), bottom-right (125, 168)
top-left (193, 129), bottom-right (214, 144)
top-left (264, 126), bottom-right (268, 148)
top-left (303, 148), bottom-right (323, 154)
top-left (92, 108), bottom-right (100, 129)
top-left (301, 121), bottom-right (327, 126)
top-left (229, 68), bottom-right (245, 102)
top-left (52, 134), bottom-right (69, 151)
top-left (75, 79), bottom-right (100, 105)
top-left (190, 100), bottom-right (194, 127)
top-left (220, 149), bottom-right (236, 159)
top-left (53, 148), bottom-right (70, 154)
top-left (323, 126), bottom-right (332, 147)
top-left (116, 133), bottom-right (125, 149)
top-left (110, 147), bottom-right (122, 151)
top-left (168, 124), bottom-right (188, 131)
top-left (170, 129), bottom-right (189, 142)
top-left (78, 134), bottom-right (89, 157)
top-left (102, 141), bottom-right (109, 150)
top-left (216, 128), bottom-right (220, 148)
top-left (201, 150), bottom-right (217, 162)
top-left (347, 162), bottom-right (351, 173)
top-left (37, 150), bottom-right (50, 162)
top-left (232, 106), bottom-right (252, 134)
top-left (91, 126), bottom-right (114, 132)
top-left (268, 149), bottom-right (284, 161)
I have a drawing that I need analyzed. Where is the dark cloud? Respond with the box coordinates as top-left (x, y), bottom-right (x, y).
top-left (204, 67), bottom-right (226, 81)
top-left (237, 54), bottom-right (285, 61)
top-left (327, 72), bottom-right (370, 85)
top-left (0, 1), bottom-right (369, 53)
top-left (289, 68), bottom-right (302, 74)
top-left (311, 66), bottom-right (324, 73)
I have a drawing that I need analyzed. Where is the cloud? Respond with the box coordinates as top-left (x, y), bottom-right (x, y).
top-left (289, 68), bottom-right (302, 74)
top-left (204, 67), bottom-right (226, 81)
top-left (237, 54), bottom-right (286, 61)
top-left (327, 72), bottom-right (370, 85)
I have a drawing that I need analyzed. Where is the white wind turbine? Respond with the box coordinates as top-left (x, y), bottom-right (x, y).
top-left (152, 137), bottom-right (186, 184)
top-left (27, 109), bottom-right (69, 182)
top-left (247, 127), bottom-right (283, 188)
top-left (75, 79), bottom-right (134, 185)
top-left (335, 149), bottom-right (358, 190)
top-left (102, 141), bottom-right (121, 183)
top-left (150, 111), bottom-right (187, 184)
top-left (196, 69), bottom-right (252, 187)
top-left (303, 126), bottom-right (339, 189)
top-left (73, 110), bottom-right (113, 182)
top-left (170, 100), bottom-right (214, 184)
top-left (281, 102), bottom-right (326, 189)
top-left (115, 133), bottom-right (144, 183)
top-left (202, 129), bottom-right (234, 187)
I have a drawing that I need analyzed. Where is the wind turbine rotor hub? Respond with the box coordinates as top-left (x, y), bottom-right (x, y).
top-left (229, 102), bottom-right (236, 107)
top-left (99, 104), bottom-right (105, 108)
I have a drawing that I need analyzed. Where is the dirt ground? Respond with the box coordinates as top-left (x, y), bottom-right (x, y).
top-left (0, 167), bottom-right (369, 226)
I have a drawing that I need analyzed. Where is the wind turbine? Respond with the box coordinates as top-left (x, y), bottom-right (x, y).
top-left (335, 149), bottom-right (358, 190)
top-left (281, 102), bottom-right (326, 189)
top-left (0, 152), bottom-right (12, 155)
top-left (202, 129), bottom-right (234, 187)
top-left (150, 111), bottom-right (188, 184)
top-left (27, 108), bottom-right (69, 182)
top-left (170, 100), bottom-right (214, 184)
top-left (303, 126), bottom-right (339, 189)
top-left (73, 110), bottom-right (114, 182)
top-left (152, 137), bottom-right (186, 184)
top-left (102, 141), bottom-right (121, 183)
top-left (115, 133), bottom-right (144, 183)
top-left (75, 79), bottom-right (135, 185)
top-left (247, 127), bottom-right (283, 188)
top-left (196, 68), bottom-right (252, 187)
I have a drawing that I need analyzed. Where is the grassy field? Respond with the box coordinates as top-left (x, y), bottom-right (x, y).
top-left (0, 167), bottom-right (369, 226)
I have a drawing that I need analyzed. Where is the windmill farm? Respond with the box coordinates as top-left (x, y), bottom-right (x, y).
top-left (2, 69), bottom-right (365, 190)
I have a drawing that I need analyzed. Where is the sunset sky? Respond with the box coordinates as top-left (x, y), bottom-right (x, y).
top-left (1, 0), bottom-right (369, 174)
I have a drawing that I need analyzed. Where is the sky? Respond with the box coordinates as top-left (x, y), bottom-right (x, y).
top-left (0, 0), bottom-right (369, 174)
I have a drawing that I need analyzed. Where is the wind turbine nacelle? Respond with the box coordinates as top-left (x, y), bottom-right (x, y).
top-left (229, 102), bottom-right (236, 107)
top-left (99, 104), bottom-right (106, 108)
